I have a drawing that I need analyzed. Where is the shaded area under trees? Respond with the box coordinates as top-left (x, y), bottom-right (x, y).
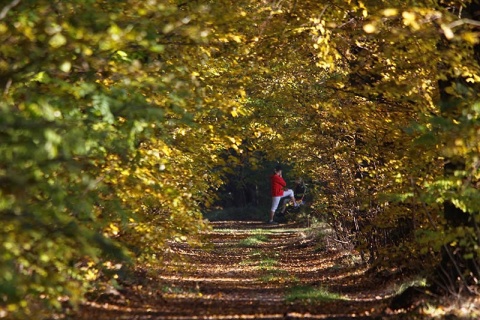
top-left (1, 0), bottom-right (480, 318)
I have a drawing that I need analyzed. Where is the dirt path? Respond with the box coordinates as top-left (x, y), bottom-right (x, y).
top-left (77, 221), bottom-right (403, 319)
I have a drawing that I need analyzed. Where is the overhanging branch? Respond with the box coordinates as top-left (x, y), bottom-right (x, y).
top-left (0, 0), bottom-right (21, 20)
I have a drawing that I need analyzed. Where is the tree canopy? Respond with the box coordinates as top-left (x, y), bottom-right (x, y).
top-left (1, 0), bottom-right (480, 317)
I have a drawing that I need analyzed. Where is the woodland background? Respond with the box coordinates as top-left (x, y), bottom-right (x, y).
top-left (1, 0), bottom-right (480, 318)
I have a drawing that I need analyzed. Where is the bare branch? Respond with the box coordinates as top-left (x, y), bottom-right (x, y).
top-left (448, 18), bottom-right (480, 29)
top-left (0, 0), bottom-right (21, 20)
top-left (3, 78), bottom-right (12, 96)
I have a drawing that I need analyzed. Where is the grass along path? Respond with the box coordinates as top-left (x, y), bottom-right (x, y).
top-left (76, 221), bottom-right (413, 319)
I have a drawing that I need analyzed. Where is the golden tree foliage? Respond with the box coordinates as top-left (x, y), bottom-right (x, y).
top-left (231, 0), bottom-right (480, 283)
top-left (0, 0), bottom-right (252, 316)
top-left (1, 0), bottom-right (480, 317)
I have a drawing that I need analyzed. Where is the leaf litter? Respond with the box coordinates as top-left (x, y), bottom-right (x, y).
top-left (74, 221), bottom-right (432, 319)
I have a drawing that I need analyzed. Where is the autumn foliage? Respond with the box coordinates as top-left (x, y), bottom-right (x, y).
top-left (1, 0), bottom-right (480, 317)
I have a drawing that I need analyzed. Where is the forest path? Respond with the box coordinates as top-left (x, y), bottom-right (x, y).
top-left (78, 221), bottom-right (402, 319)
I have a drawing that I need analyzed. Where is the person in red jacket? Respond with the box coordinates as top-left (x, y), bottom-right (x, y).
top-left (269, 165), bottom-right (297, 224)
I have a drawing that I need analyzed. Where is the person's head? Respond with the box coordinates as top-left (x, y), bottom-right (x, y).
top-left (274, 165), bottom-right (282, 174)
top-left (295, 177), bottom-right (303, 185)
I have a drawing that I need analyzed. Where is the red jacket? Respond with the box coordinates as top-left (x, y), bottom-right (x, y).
top-left (271, 174), bottom-right (286, 197)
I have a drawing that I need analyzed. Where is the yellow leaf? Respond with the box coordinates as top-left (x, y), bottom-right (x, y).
top-left (383, 9), bottom-right (398, 17)
top-left (162, 145), bottom-right (171, 156)
top-left (49, 33), bottom-right (67, 48)
top-left (109, 223), bottom-right (120, 235)
top-left (0, 23), bottom-right (7, 34)
top-left (462, 32), bottom-right (479, 44)
top-left (402, 11), bottom-right (416, 23)
top-left (231, 35), bottom-right (242, 43)
top-left (60, 61), bottom-right (71, 73)
top-left (363, 23), bottom-right (377, 34)
top-left (402, 11), bottom-right (420, 30)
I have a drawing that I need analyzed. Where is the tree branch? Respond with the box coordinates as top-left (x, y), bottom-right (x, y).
top-left (0, 0), bottom-right (21, 20)
top-left (448, 18), bottom-right (480, 29)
